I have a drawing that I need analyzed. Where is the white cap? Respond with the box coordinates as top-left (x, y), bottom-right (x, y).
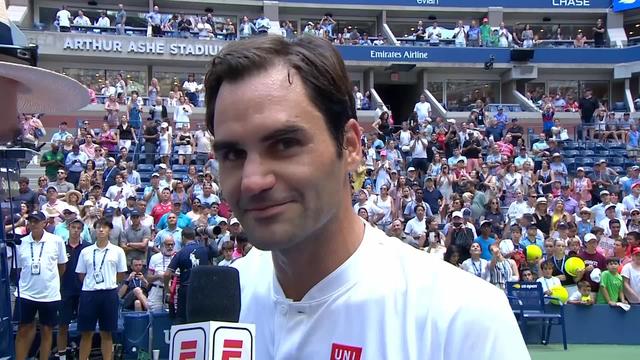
top-left (584, 233), bottom-right (597, 243)
top-left (590, 268), bottom-right (602, 283)
top-left (158, 163), bottom-right (167, 169)
top-left (407, 167), bottom-right (416, 172)
top-left (229, 218), bottom-right (240, 226)
top-left (451, 211), bottom-right (464, 219)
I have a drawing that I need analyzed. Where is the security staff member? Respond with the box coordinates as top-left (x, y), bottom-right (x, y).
top-left (14, 211), bottom-right (67, 360)
top-left (206, 36), bottom-right (529, 359)
top-left (56, 219), bottom-right (91, 360)
top-left (76, 219), bottom-right (127, 360)
top-left (164, 228), bottom-right (215, 324)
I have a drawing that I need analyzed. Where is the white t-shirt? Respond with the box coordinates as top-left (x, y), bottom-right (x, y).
top-left (76, 242), bottom-right (127, 291)
top-left (56, 9), bottom-right (72, 27)
top-left (399, 130), bottom-right (412, 147)
top-left (194, 130), bottom-right (213, 153)
top-left (15, 232), bottom-right (67, 302)
top-left (232, 223), bottom-right (529, 359)
top-left (148, 252), bottom-right (175, 286)
top-left (404, 217), bottom-right (426, 238)
top-left (410, 139), bottom-right (428, 158)
top-left (461, 258), bottom-right (490, 281)
top-left (413, 101), bottom-right (432, 122)
top-left (621, 262), bottom-right (640, 304)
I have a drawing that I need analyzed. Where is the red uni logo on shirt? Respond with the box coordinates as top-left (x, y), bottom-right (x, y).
top-left (331, 343), bottom-right (362, 360)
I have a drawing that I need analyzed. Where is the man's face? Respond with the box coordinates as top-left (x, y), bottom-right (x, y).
top-left (203, 185), bottom-right (212, 196)
top-left (57, 170), bottom-right (66, 181)
top-left (212, 64), bottom-right (360, 251)
top-left (167, 213), bottom-right (177, 226)
top-left (162, 190), bottom-right (171, 202)
top-left (60, 123), bottom-right (67, 131)
top-left (131, 215), bottom-right (141, 225)
top-left (19, 181), bottom-right (28, 192)
top-left (137, 201), bottom-right (147, 212)
top-left (96, 224), bottom-right (111, 239)
top-left (522, 270), bottom-right (533, 282)
top-left (611, 223), bottom-right (621, 236)
top-left (69, 223), bottom-right (83, 238)
top-left (132, 260), bottom-right (144, 273)
top-left (47, 188), bottom-right (58, 201)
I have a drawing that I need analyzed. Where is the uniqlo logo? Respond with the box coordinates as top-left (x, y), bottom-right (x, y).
top-left (330, 343), bottom-right (362, 360)
top-left (179, 340), bottom-right (198, 360)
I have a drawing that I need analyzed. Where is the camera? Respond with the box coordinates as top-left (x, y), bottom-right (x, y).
top-left (195, 225), bottom-right (222, 238)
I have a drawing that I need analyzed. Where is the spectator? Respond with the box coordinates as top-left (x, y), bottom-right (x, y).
top-left (593, 18), bottom-right (606, 48)
top-left (461, 243), bottom-right (490, 280)
top-left (596, 257), bottom-right (627, 305)
top-left (174, 96), bottom-right (193, 128)
top-left (127, 92), bottom-right (143, 129)
top-left (13, 177), bottom-right (39, 209)
top-left (115, 4), bottom-right (126, 35)
top-left (413, 94), bottom-right (432, 124)
top-left (568, 281), bottom-right (595, 305)
top-left (146, 5), bottom-right (163, 37)
top-left (467, 20), bottom-right (480, 47)
top-left (50, 121), bottom-right (73, 146)
top-left (118, 257), bottom-right (149, 311)
top-left (239, 16), bottom-right (257, 38)
top-left (521, 24), bottom-right (534, 48)
top-left (622, 247), bottom-right (640, 304)
top-left (353, 86), bottom-right (363, 110)
top-left (489, 244), bottom-right (519, 290)
top-left (95, 10), bottom-right (111, 28)
top-left (146, 236), bottom-right (175, 311)
top-left (56, 5), bottom-right (72, 32)
top-left (426, 21), bottom-right (442, 46)
top-left (537, 260), bottom-right (561, 298)
top-left (255, 15), bottom-right (271, 34)
top-left (116, 115), bottom-right (136, 151)
top-left (73, 9), bottom-right (90, 27)
top-left (579, 89), bottom-right (599, 139)
top-left (453, 20), bottom-right (467, 47)
top-left (475, 220), bottom-right (496, 260)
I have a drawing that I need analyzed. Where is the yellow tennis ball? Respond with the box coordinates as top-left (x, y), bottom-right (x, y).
top-left (526, 244), bottom-right (543, 262)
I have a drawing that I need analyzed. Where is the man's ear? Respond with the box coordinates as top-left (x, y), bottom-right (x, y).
top-left (343, 119), bottom-right (362, 172)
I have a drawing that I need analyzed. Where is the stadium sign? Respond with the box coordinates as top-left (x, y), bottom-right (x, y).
top-left (281, 0), bottom-right (609, 8)
top-left (62, 37), bottom-right (223, 56)
top-left (369, 49), bottom-right (429, 60)
top-left (613, 0), bottom-right (640, 12)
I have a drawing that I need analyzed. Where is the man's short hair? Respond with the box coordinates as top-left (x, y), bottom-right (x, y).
top-left (18, 177), bottom-right (29, 185)
top-left (94, 218), bottom-right (114, 230)
top-left (182, 227), bottom-right (195, 240)
top-left (204, 36), bottom-right (356, 157)
top-left (606, 257), bottom-right (620, 265)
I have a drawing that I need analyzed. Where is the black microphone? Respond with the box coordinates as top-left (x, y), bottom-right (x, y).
top-left (186, 265), bottom-right (241, 323)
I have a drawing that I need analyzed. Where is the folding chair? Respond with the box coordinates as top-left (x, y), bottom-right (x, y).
top-left (506, 281), bottom-right (567, 350)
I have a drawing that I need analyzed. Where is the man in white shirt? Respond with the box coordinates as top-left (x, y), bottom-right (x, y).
top-left (106, 173), bottom-right (135, 209)
top-left (426, 21), bottom-right (442, 46)
top-left (353, 86), bottom-right (363, 110)
top-left (14, 211), bottom-right (67, 360)
top-left (73, 9), bottom-right (91, 27)
top-left (146, 236), bottom-right (176, 311)
top-left (194, 123), bottom-right (214, 165)
top-left (207, 36), bottom-right (528, 359)
top-left (50, 121), bottom-right (73, 146)
top-left (95, 10), bottom-right (111, 28)
top-left (413, 94), bottom-right (431, 124)
top-left (76, 219), bottom-right (127, 360)
top-left (56, 5), bottom-right (72, 32)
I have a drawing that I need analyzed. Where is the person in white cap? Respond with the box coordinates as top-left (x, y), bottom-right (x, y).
top-left (207, 36), bottom-right (527, 359)
top-left (622, 182), bottom-right (640, 215)
top-left (590, 190), bottom-right (612, 224)
top-left (0, 0), bottom-right (88, 143)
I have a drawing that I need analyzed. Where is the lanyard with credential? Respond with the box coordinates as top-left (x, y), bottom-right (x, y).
top-left (30, 241), bottom-right (45, 264)
top-left (472, 260), bottom-right (482, 277)
top-left (553, 256), bottom-right (566, 274)
top-left (93, 248), bottom-right (109, 274)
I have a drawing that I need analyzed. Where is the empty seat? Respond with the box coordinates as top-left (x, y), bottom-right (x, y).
top-left (612, 166), bottom-right (625, 174)
top-left (563, 150), bottom-right (580, 158)
top-left (581, 158), bottom-right (595, 166)
top-left (172, 164), bottom-right (189, 173)
top-left (583, 150), bottom-right (595, 156)
top-left (608, 157), bottom-right (624, 165)
top-left (137, 164), bottom-right (154, 172)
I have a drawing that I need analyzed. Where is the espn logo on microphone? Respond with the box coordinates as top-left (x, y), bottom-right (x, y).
top-left (171, 327), bottom-right (207, 360)
top-left (213, 327), bottom-right (254, 360)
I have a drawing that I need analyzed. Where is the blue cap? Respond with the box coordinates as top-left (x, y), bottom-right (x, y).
top-left (27, 211), bottom-right (47, 221)
top-left (103, 207), bottom-right (116, 217)
top-left (129, 209), bottom-right (141, 217)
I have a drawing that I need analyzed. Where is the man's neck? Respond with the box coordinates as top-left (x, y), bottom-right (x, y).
top-left (68, 237), bottom-right (81, 247)
top-left (96, 238), bottom-right (109, 248)
top-left (31, 231), bottom-right (44, 241)
top-left (272, 200), bottom-right (364, 302)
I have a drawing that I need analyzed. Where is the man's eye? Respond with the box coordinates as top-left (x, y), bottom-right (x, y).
top-left (275, 138), bottom-right (301, 151)
top-left (220, 149), bottom-right (246, 162)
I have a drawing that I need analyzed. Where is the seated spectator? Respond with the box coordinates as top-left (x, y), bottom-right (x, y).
top-left (488, 244), bottom-right (519, 290)
top-left (461, 243), bottom-right (490, 280)
top-left (118, 258), bottom-right (149, 311)
top-left (622, 248), bottom-right (640, 304)
top-left (95, 10), bottom-right (111, 28)
top-left (564, 96), bottom-right (580, 112)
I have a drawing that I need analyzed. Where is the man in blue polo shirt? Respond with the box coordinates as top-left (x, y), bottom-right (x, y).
top-left (475, 220), bottom-right (496, 260)
top-left (156, 200), bottom-right (193, 230)
top-left (164, 228), bottom-right (216, 324)
top-left (56, 219), bottom-right (91, 360)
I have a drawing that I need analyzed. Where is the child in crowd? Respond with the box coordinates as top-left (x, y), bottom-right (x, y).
top-left (596, 257), bottom-right (627, 305)
top-left (537, 260), bottom-right (562, 302)
top-left (568, 281), bottom-right (594, 305)
top-left (217, 240), bottom-right (235, 266)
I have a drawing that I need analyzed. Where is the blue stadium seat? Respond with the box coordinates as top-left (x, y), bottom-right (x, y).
top-left (583, 150), bottom-right (595, 157)
top-left (608, 143), bottom-right (626, 150)
top-left (137, 164), bottom-right (154, 172)
top-left (195, 165), bottom-right (204, 173)
top-left (611, 149), bottom-right (628, 158)
top-left (596, 150), bottom-right (610, 157)
top-left (172, 164), bottom-right (189, 172)
top-left (563, 141), bottom-right (577, 150)
top-left (612, 166), bottom-right (625, 174)
top-left (564, 158), bottom-right (576, 172)
top-left (582, 166), bottom-right (594, 174)
top-left (581, 158), bottom-right (595, 166)
top-left (612, 102), bottom-right (627, 112)
top-left (563, 150), bottom-right (580, 158)
top-left (609, 157), bottom-right (624, 165)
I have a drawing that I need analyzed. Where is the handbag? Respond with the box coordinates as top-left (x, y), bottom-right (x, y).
top-left (35, 127), bottom-right (46, 139)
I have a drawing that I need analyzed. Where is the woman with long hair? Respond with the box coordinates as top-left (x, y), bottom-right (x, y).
top-left (81, 159), bottom-right (98, 184)
top-left (148, 78), bottom-right (160, 105)
top-left (171, 180), bottom-right (191, 213)
top-left (186, 198), bottom-right (205, 224)
top-left (426, 153), bottom-right (443, 179)
top-left (437, 164), bottom-right (454, 203)
top-left (176, 124), bottom-right (194, 165)
top-left (482, 197), bottom-right (506, 238)
top-left (536, 159), bottom-right (553, 195)
top-left (116, 115), bottom-right (136, 152)
top-left (444, 246), bottom-right (462, 267)
top-left (372, 111), bottom-right (392, 141)
top-left (5, 201), bottom-right (31, 235)
top-left (550, 200), bottom-right (571, 232)
top-left (373, 184), bottom-right (395, 231)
